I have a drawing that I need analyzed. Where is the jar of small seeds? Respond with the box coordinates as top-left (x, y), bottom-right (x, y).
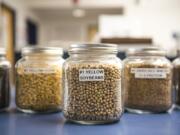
top-left (63, 44), bottom-right (123, 124)
top-left (123, 47), bottom-right (173, 114)
top-left (173, 55), bottom-right (180, 109)
top-left (15, 47), bottom-right (64, 113)
top-left (0, 48), bottom-right (11, 111)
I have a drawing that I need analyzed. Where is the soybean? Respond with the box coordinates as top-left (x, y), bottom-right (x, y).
top-left (63, 64), bottom-right (123, 122)
top-left (16, 67), bottom-right (62, 112)
top-left (124, 63), bottom-right (172, 112)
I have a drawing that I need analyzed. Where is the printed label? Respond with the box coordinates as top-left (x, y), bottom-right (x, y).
top-left (23, 67), bottom-right (56, 74)
top-left (131, 68), bottom-right (169, 79)
top-left (79, 69), bottom-right (104, 81)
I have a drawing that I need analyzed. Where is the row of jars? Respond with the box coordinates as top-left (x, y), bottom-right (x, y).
top-left (1, 44), bottom-right (180, 124)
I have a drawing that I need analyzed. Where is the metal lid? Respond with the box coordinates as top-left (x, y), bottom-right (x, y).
top-left (0, 48), bottom-right (6, 56)
top-left (69, 43), bottom-right (118, 54)
top-left (127, 47), bottom-right (166, 56)
top-left (22, 47), bottom-right (63, 56)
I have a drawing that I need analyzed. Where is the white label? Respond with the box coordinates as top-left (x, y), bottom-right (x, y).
top-left (131, 68), bottom-right (169, 79)
top-left (79, 69), bottom-right (104, 81)
top-left (24, 68), bottom-right (56, 74)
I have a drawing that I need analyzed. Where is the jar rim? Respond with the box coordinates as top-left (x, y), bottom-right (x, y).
top-left (127, 47), bottom-right (166, 56)
top-left (69, 43), bottom-right (118, 54)
top-left (22, 47), bottom-right (63, 56)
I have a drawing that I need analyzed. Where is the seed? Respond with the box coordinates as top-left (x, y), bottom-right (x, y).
top-left (16, 66), bottom-right (63, 112)
top-left (63, 63), bottom-right (123, 122)
top-left (0, 67), bottom-right (10, 109)
top-left (124, 63), bottom-right (172, 112)
top-left (173, 65), bottom-right (180, 106)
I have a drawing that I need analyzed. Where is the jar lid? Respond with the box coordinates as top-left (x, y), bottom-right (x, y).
top-left (0, 48), bottom-right (6, 56)
top-left (127, 47), bottom-right (166, 56)
top-left (69, 43), bottom-right (118, 54)
top-left (22, 47), bottom-right (63, 56)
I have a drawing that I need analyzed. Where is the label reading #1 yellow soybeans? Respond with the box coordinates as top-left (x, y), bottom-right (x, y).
top-left (79, 69), bottom-right (104, 81)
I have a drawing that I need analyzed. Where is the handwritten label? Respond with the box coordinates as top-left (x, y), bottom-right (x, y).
top-left (24, 68), bottom-right (56, 74)
top-left (131, 68), bottom-right (169, 79)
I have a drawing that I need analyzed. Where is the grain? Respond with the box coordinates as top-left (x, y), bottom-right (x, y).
top-left (63, 63), bottom-right (122, 122)
top-left (124, 63), bottom-right (172, 112)
top-left (16, 66), bottom-right (62, 112)
top-left (174, 65), bottom-right (180, 106)
top-left (0, 67), bottom-right (10, 110)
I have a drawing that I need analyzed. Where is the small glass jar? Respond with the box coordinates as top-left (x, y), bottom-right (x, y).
top-left (173, 55), bottom-right (180, 109)
top-left (63, 44), bottom-right (123, 124)
top-left (123, 47), bottom-right (173, 113)
top-left (15, 47), bottom-right (64, 113)
top-left (0, 48), bottom-right (11, 111)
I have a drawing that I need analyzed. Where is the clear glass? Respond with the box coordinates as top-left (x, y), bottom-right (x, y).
top-left (0, 56), bottom-right (11, 111)
top-left (123, 55), bottom-right (173, 113)
top-left (63, 53), bottom-right (123, 124)
top-left (15, 54), bottom-right (64, 113)
top-left (173, 57), bottom-right (180, 109)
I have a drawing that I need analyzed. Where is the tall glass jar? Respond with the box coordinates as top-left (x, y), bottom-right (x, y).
top-left (0, 48), bottom-right (11, 111)
top-left (15, 47), bottom-right (64, 113)
top-left (173, 55), bottom-right (180, 109)
top-left (63, 44), bottom-right (123, 124)
top-left (123, 47), bottom-right (173, 113)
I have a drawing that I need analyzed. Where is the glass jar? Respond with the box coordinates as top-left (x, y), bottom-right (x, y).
top-left (173, 56), bottom-right (180, 109)
top-left (63, 44), bottom-right (123, 124)
top-left (15, 47), bottom-right (64, 113)
top-left (0, 48), bottom-right (11, 111)
top-left (123, 47), bottom-right (173, 113)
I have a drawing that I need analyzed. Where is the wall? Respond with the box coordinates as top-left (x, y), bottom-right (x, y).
top-left (39, 18), bottom-right (97, 49)
top-left (126, 0), bottom-right (180, 56)
top-left (2, 0), bottom-right (40, 51)
top-left (37, 0), bottom-right (180, 55)
top-left (100, 0), bottom-right (180, 56)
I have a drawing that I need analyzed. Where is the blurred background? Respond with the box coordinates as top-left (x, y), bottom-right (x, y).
top-left (0, 0), bottom-right (180, 67)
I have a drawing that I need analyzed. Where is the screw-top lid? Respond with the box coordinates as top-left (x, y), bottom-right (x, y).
top-left (69, 43), bottom-right (118, 54)
top-left (127, 47), bottom-right (166, 56)
top-left (22, 47), bottom-right (63, 56)
top-left (0, 48), bottom-right (6, 56)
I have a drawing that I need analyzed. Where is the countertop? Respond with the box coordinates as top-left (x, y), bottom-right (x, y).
top-left (0, 108), bottom-right (180, 135)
